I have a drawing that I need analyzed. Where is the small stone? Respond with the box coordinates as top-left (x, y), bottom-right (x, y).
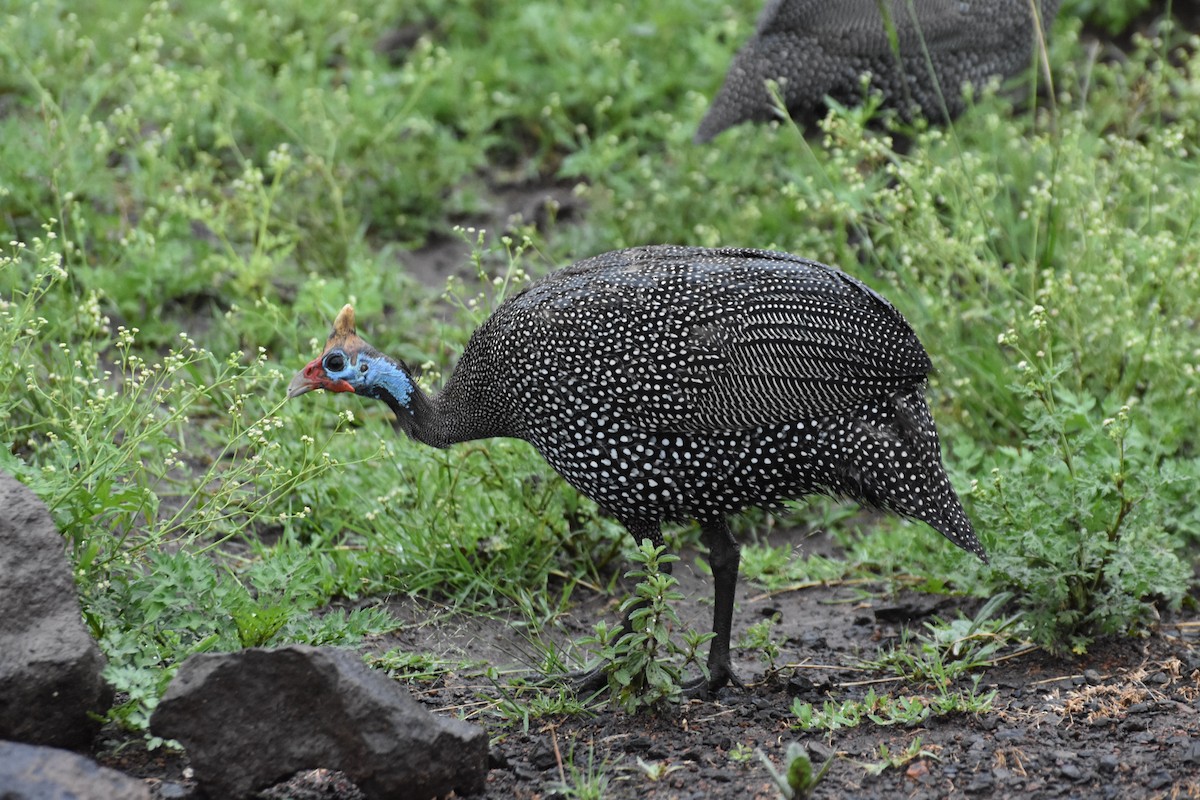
top-left (1060, 763), bottom-right (1083, 781)
top-left (1098, 754), bottom-right (1120, 774)
top-left (625, 736), bottom-right (652, 753)
top-left (787, 674), bottom-right (815, 695)
top-left (1083, 669), bottom-right (1103, 685)
top-left (1121, 718), bottom-right (1148, 733)
top-left (1147, 771), bottom-right (1173, 790)
top-left (966, 773), bottom-right (994, 794)
top-left (0, 741), bottom-right (151, 800)
top-left (799, 632), bottom-right (826, 649)
top-left (529, 741), bottom-right (557, 771)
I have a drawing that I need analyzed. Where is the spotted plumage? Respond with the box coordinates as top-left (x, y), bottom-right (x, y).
top-left (289, 245), bottom-right (984, 692)
top-left (695, 0), bottom-right (1060, 143)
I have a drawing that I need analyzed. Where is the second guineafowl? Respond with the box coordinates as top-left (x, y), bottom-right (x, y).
top-left (288, 245), bottom-right (984, 692)
top-left (695, 0), bottom-right (1060, 143)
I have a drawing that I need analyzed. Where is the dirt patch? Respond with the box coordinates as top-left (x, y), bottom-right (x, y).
top-left (94, 532), bottom-right (1200, 799)
top-left (402, 548), bottom-right (1200, 800)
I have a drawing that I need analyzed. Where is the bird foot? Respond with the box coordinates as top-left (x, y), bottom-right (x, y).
top-left (682, 661), bottom-right (746, 699)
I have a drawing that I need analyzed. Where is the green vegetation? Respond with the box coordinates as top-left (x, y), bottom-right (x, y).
top-left (758, 741), bottom-right (835, 799)
top-left (862, 594), bottom-right (1025, 685)
top-left (861, 737), bottom-right (940, 776)
top-left (0, 0), bottom-right (1194, 785)
top-left (578, 542), bottom-right (713, 712)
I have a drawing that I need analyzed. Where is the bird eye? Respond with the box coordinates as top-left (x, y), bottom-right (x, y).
top-left (324, 353), bottom-right (346, 372)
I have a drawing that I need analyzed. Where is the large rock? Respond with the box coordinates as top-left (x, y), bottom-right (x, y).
top-left (0, 472), bottom-right (111, 749)
top-left (0, 740), bottom-right (152, 799)
top-left (150, 645), bottom-right (488, 799)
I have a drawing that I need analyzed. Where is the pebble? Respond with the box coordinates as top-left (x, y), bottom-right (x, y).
top-left (1147, 770), bottom-right (1173, 790)
top-left (1083, 669), bottom-right (1103, 685)
top-left (1098, 754), bottom-right (1121, 774)
top-left (966, 774), bottom-right (994, 793)
top-left (787, 674), bottom-right (814, 694)
top-left (1060, 762), bottom-right (1084, 781)
top-left (799, 632), bottom-right (825, 648)
top-left (529, 742), bottom-right (557, 770)
top-left (624, 736), bottom-right (652, 754)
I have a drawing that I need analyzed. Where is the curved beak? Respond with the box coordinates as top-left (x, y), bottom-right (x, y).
top-left (287, 367), bottom-right (319, 398)
top-left (286, 358), bottom-right (354, 398)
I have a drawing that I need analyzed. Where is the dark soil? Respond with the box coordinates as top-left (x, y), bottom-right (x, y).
top-left (96, 531), bottom-right (1200, 800)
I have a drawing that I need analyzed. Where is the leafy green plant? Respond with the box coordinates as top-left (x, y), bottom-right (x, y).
top-left (791, 678), bottom-right (995, 734)
top-left (971, 337), bottom-right (1192, 653)
top-left (729, 742), bottom-right (757, 763)
top-left (551, 742), bottom-right (611, 800)
top-left (758, 741), bottom-right (835, 800)
top-left (738, 615), bottom-right (784, 677)
top-left (863, 593), bottom-right (1023, 685)
top-left (579, 541), bottom-right (712, 713)
top-left (862, 737), bottom-right (939, 776)
top-left (635, 758), bottom-right (684, 782)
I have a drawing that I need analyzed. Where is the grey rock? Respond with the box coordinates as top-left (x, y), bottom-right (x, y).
top-left (1059, 762), bottom-right (1083, 781)
top-left (0, 472), bottom-right (111, 749)
top-left (695, 0), bottom-right (1061, 142)
top-left (150, 645), bottom-right (487, 799)
top-left (0, 739), bottom-right (152, 800)
top-left (1148, 770), bottom-right (1173, 790)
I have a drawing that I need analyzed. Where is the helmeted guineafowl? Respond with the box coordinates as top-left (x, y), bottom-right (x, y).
top-left (288, 245), bottom-right (984, 693)
top-left (695, 0), bottom-right (1060, 143)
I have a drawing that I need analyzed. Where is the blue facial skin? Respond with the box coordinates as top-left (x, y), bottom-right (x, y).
top-left (323, 349), bottom-right (414, 410)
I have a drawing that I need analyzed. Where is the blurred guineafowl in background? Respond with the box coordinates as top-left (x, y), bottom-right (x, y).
top-left (288, 245), bottom-right (984, 693)
top-left (695, 0), bottom-right (1060, 143)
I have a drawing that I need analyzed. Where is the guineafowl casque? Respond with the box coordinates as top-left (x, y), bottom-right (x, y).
top-left (288, 245), bottom-right (984, 693)
top-left (695, 0), bottom-right (1060, 143)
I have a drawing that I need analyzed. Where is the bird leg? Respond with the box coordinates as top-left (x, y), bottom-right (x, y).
top-left (693, 517), bottom-right (744, 694)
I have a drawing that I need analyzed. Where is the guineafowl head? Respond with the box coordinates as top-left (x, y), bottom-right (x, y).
top-left (287, 304), bottom-right (417, 414)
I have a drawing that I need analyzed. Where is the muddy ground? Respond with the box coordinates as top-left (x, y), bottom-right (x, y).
top-left (98, 526), bottom-right (1200, 800)
top-left (384, 538), bottom-right (1200, 800)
